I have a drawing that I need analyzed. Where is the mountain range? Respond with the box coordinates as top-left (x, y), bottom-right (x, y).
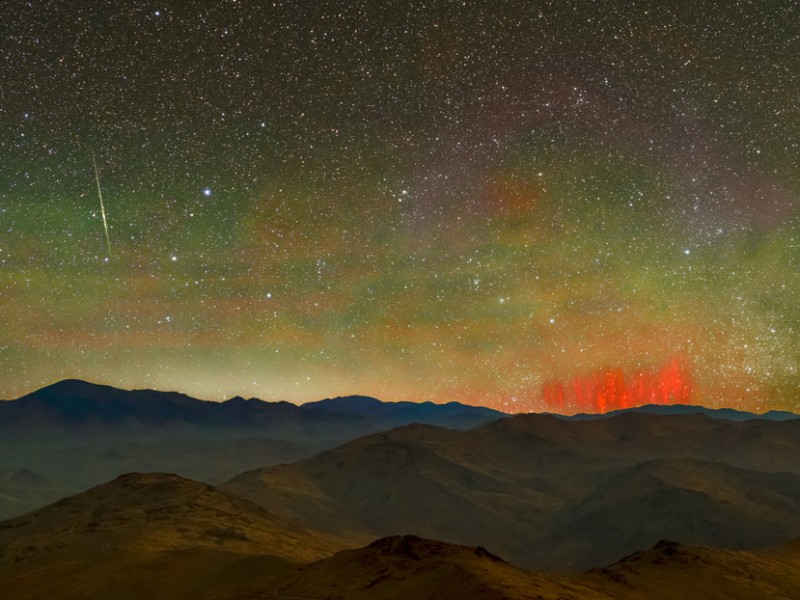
top-left (1, 380), bottom-right (799, 597)
top-left (1, 380), bottom-right (798, 525)
top-left (1, 472), bottom-right (799, 599)
top-left (568, 402), bottom-right (800, 422)
top-left (1, 378), bottom-right (503, 436)
top-left (222, 411), bottom-right (800, 569)
top-left (0, 379), bottom-right (503, 520)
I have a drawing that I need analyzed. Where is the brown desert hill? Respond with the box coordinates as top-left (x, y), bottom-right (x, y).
top-left (0, 472), bottom-right (350, 562)
top-left (583, 538), bottom-right (800, 600)
top-left (260, 535), bottom-right (800, 600)
top-left (222, 413), bottom-right (800, 569)
top-left (222, 424), bottom-right (560, 555)
top-left (0, 472), bottom-right (358, 600)
top-left (264, 534), bottom-right (609, 600)
top-left (1, 475), bottom-right (800, 600)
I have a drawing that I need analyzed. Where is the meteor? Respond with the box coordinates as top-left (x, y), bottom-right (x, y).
top-left (92, 151), bottom-right (112, 258)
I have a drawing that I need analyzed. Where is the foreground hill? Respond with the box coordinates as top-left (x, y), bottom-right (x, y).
top-left (263, 535), bottom-right (800, 600)
top-left (4, 514), bottom-right (799, 600)
top-left (0, 472), bottom-right (360, 600)
top-left (223, 412), bottom-right (800, 568)
top-left (0, 379), bottom-right (503, 519)
top-left (267, 535), bottom-right (607, 600)
top-left (584, 538), bottom-right (800, 600)
top-left (0, 472), bottom-right (351, 563)
top-left (1, 472), bottom-right (799, 599)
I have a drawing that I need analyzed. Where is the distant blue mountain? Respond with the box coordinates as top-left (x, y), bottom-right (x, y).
top-left (4, 381), bottom-right (795, 431)
top-left (302, 395), bottom-right (502, 428)
top-left (564, 403), bottom-right (799, 422)
top-left (2, 379), bottom-right (506, 434)
top-left (0, 379), bottom-right (507, 520)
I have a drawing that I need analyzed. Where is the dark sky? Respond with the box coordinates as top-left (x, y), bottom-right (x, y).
top-left (1, 1), bottom-right (798, 412)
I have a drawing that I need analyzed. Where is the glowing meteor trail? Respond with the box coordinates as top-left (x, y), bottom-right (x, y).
top-left (92, 151), bottom-right (112, 258)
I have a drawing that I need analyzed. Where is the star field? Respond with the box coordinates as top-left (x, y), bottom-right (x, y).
top-left (1, 1), bottom-right (798, 412)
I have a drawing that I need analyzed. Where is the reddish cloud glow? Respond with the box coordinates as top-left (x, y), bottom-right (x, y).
top-left (542, 357), bottom-right (693, 414)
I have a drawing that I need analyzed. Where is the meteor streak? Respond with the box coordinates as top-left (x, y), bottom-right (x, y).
top-left (92, 151), bottom-right (112, 258)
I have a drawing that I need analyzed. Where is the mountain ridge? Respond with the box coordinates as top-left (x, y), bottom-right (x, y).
top-left (3, 379), bottom-right (509, 429)
top-left (564, 402), bottom-right (799, 421)
top-left (223, 412), bottom-right (800, 569)
top-left (5, 379), bottom-right (798, 423)
top-left (0, 379), bottom-right (507, 521)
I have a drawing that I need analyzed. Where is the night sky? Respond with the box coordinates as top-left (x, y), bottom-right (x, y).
top-left (1, 1), bottom-right (798, 412)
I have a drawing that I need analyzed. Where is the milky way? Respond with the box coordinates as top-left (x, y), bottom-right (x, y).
top-left (1, 1), bottom-right (798, 412)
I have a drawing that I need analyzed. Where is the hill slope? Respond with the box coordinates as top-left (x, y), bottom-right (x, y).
top-left (267, 535), bottom-right (607, 600)
top-left (0, 380), bottom-right (505, 520)
top-left (0, 472), bottom-right (359, 600)
top-left (0, 472), bottom-right (350, 563)
top-left (1, 476), bottom-right (799, 599)
top-left (259, 535), bottom-right (800, 600)
top-left (583, 538), bottom-right (800, 600)
top-left (223, 413), bottom-right (800, 569)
